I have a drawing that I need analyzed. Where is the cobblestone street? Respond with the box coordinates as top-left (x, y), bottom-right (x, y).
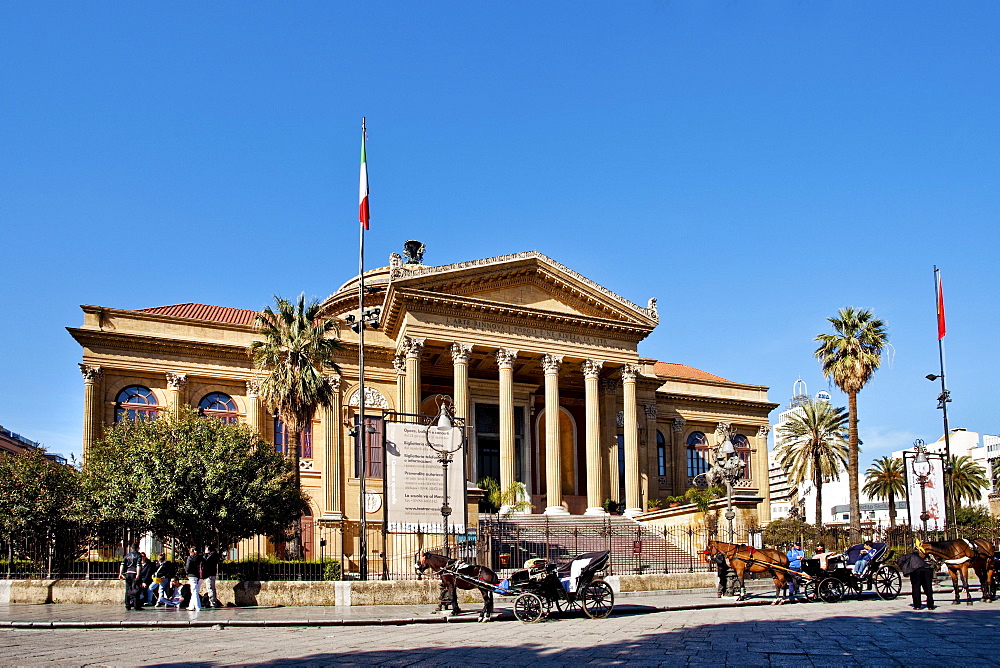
top-left (2, 598), bottom-right (998, 667)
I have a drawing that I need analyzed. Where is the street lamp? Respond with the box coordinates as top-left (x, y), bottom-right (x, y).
top-left (911, 439), bottom-right (932, 535)
top-left (425, 395), bottom-right (465, 558)
top-left (711, 429), bottom-right (744, 543)
top-left (926, 367), bottom-right (954, 527)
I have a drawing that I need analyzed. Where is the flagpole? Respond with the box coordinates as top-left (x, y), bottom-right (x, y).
top-left (934, 265), bottom-right (955, 529)
top-left (358, 117), bottom-right (369, 580)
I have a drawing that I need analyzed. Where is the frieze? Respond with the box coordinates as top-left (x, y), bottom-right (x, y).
top-left (442, 316), bottom-right (619, 348)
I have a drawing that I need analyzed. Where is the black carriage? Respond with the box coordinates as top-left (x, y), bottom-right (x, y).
top-left (800, 542), bottom-right (902, 603)
top-left (500, 550), bottom-right (615, 623)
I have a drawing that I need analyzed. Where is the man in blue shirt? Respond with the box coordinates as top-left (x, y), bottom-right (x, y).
top-left (786, 542), bottom-right (805, 600)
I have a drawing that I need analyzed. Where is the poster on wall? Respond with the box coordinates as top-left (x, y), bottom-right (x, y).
top-left (905, 456), bottom-right (946, 529)
top-left (384, 421), bottom-right (467, 534)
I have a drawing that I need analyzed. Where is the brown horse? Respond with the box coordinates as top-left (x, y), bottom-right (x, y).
top-left (920, 539), bottom-right (995, 606)
top-left (415, 551), bottom-right (499, 622)
top-left (706, 540), bottom-right (791, 604)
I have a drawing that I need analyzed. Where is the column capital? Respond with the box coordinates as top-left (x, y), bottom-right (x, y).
top-left (621, 363), bottom-right (640, 383)
top-left (392, 353), bottom-right (407, 375)
top-left (325, 374), bottom-right (342, 393)
top-left (496, 348), bottom-right (519, 369)
top-left (79, 363), bottom-right (103, 383)
top-left (672, 417), bottom-right (686, 433)
top-left (757, 425), bottom-right (771, 438)
top-left (541, 353), bottom-right (563, 374)
top-left (400, 336), bottom-right (425, 359)
top-left (245, 379), bottom-right (261, 398)
top-left (580, 359), bottom-right (603, 379)
top-left (450, 342), bottom-right (473, 364)
top-left (716, 422), bottom-right (732, 438)
top-left (644, 403), bottom-right (659, 420)
top-left (165, 372), bottom-right (188, 391)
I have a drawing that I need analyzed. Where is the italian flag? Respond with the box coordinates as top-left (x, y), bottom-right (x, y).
top-left (359, 121), bottom-right (370, 230)
top-left (936, 269), bottom-right (946, 340)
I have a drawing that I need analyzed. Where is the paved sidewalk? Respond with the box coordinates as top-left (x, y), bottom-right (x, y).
top-left (0, 583), bottom-right (959, 629)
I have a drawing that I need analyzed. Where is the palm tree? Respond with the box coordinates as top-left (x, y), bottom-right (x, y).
top-left (862, 457), bottom-right (905, 527)
top-left (249, 294), bottom-right (342, 554)
top-left (814, 307), bottom-right (888, 542)
top-left (948, 455), bottom-right (989, 507)
top-left (775, 400), bottom-right (849, 529)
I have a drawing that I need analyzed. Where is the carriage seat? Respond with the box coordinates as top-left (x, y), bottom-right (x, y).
top-left (843, 542), bottom-right (887, 566)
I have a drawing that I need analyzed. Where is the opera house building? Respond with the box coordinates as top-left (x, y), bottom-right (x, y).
top-left (69, 246), bottom-right (777, 559)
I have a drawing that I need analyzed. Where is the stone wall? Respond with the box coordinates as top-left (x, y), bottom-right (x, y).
top-left (0, 572), bottom-right (714, 606)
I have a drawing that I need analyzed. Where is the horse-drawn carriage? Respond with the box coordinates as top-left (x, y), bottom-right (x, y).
top-left (499, 550), bottom-right (615, 623)
top-left (799, 542), bottom-right (902, 603)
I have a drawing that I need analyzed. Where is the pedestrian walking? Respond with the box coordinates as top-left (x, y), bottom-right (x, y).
top-left (185, 547), bottom-right (203, 611)
top-left (898, 548), bottom-right (936, 610)
top-left (118, 543), bottom-right (143, 611)
top-left (202, 545), bottom-right (223, 608)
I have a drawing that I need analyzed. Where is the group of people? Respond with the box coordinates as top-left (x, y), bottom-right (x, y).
top-left (118, 543), bottom-right (224, 611)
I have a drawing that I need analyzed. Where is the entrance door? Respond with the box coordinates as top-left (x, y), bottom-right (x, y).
top-left (474, 403), bottom-right (524, 485)
top-left (616, 434), bottom-right (626, 503)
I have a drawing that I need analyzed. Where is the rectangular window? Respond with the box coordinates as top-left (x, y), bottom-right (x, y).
top-left (274, 419), bottom-right (312, 458)
top-left (354, 416), bottom-right (383, 478)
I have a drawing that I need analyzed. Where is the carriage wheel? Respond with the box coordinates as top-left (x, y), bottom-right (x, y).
top-left (818, 577), bottom-right (845, 603)
top-left (873, 565), bottom-right (902, 600)
top-left (802, 579), bottom-right (818, 602)
top-left (513, 593), bottom-right (545, 623)
top-left (581, 581), bottom-right (614, 619)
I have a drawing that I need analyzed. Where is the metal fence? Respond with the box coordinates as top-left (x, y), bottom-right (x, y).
top-left (3, 520), bottom-right (999, 581)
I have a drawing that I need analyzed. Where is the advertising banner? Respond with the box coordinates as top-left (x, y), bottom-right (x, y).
top-left (905, 456), bottom-right (946, 529)
top-left (385, 421), bottom-right (467, 533)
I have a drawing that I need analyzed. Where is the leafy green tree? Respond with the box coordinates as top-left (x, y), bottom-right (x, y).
top-left (954, 505), bottom-right (994, 528)
top-left (249, 294), bottom-right (342, 496)
top-left (84, 408), bottom-right (308, 550)
top-left (776, 400), bottom-right (849, 529)
top-left (762, 516), bottom-right (818, 549)
top-left (862, 456), bottom-right (905, 527)
top-left (0, 449), bottom-right (82, 577)
top-left (948, 454), bottom-right (988, 506)
top-left (814, 307), bottom-right (888, 542)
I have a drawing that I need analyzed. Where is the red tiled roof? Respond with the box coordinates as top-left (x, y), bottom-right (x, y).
top-left (134, 303), bottom-right (258, 326)
top-left (653, 361), bottom-right (733, 384)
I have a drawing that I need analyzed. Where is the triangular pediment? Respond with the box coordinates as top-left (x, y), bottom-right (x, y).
top-left (383, 251), bottom-right (659, 328)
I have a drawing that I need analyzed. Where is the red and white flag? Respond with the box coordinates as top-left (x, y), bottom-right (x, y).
top-left (359, 120), bottom-right (370, 230)
top-left (936, 269), bottom-right (946, 340)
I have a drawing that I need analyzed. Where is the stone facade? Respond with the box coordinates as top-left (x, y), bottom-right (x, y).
top-left (69, 249), bottom-right (777, 556)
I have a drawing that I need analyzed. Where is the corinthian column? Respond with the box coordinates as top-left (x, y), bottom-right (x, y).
top-left (542, 354), bottom-right (568, 515)
top-left (451, 343), bottom-right (473, 479)
top-left (496, 348), bottom-right (518, 501)
top-left (165, 372), bottom-right (187, 418)
top-left (325, 374), bottom-right (343, 517)
top-left (401, 337), bottom-right (425, 415)
top-left (621, 364), bottom-right (641, 517)
top-left (582, 360), bottom-right (606, 516)
top-left (392, 353), bottom-right (407, 414)
top-left (245, 380), bottom-right (263, 435)
top-left (79, 364), bottom-right (102, 458)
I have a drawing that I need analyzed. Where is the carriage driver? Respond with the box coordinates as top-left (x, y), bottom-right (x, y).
top-left (786, 542), bottom-right (805, 599)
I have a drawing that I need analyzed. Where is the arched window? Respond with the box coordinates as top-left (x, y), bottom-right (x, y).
top-left (686, 431), bottom-right (710, 479)
top-left (657, 430), bottom-right (667, 477)
top-left (732, 434), bottom-right (751, 478)
top-left (115, 385), bottom-right (158, 422)
top-left (274, 418), bottom-right (312, 459)
top-left (199, 392), bottom-right (239, 424)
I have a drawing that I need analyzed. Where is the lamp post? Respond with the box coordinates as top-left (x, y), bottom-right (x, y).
top-left (711, 429), bottom-right (744, 543)
top-left (425, 395), bottom-right (465, 558)
top-left (911, 439), bottom-right (932, 536)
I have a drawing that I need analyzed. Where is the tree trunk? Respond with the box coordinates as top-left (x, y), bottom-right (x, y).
top-left (288, 428), bottom-right (303, 560)
top-left (847, 391), bottom-right (861, 543)
top-left (888, 491), bottom-right (896, 527)
top-left (814, 452), bottom-right (823, 530)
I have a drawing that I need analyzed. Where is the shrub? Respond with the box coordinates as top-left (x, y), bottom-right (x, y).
top-left (323, 559), bottom-right (342, 581)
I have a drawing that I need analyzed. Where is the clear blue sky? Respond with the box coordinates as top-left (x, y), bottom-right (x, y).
top-left (3, 1), bottom-right (998, 466)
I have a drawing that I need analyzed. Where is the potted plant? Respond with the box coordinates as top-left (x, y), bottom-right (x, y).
top-left (646, 498), bottom-right (663, 510)
top-left (498, 553), bottom-right (511, 568)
